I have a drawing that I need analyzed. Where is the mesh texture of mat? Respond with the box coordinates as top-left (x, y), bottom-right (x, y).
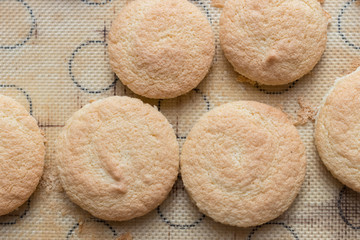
top-left (0, 0), bottom-right (360, 239)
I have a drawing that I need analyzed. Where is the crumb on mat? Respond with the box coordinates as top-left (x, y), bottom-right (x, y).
top-left (293, 97), bottom-right (317, 126)
top-left (117, 232), bottom-right (133, 240)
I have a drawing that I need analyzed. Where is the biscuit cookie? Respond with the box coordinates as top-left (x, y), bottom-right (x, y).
top-left (0, 95), bottom-right (45, 216)
top-left (56, 96), bottom-right (179, 221)
top-left (315, 67), bottom-right (360, 192)
top-left (219, 0), bottom-right (329, 85)
top-left (180, 101), bottom-right (306, 227)
top-left (108, 0), bottom-right (215, 99)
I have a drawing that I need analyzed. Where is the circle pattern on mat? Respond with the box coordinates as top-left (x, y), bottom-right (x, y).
top-left (68, 40), bottom-right (117, 94)
top-left (0, 0), bottom-right (36, 50)
top-left (157, 88), bottom-right (210, 140)
top-left (81, 0), bottom-right (111, 5)
top-left (0, 84), bottom-right (33, 115)
top-left (157, 176), bottom-right (205, 229)
top-left (67, 218), bottom-right (117, 239)
top-left (0, 199), bottom-right (30, 225)
top-left (338, 186), bottom-right (360, 229)
top-left (338, 0), bottom-right (360, 50)
top-left (247, 222), bottom-right (299, 240)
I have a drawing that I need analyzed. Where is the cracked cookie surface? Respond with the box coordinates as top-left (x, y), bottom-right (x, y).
top-left (180, 101), bottom-right (306, 227)
top-left (219, 0), bottom-right (329, 85)
top-left (315, 67), bottom-right (360, 192)
top-left (0, 94), bottom-right (45, 216)
top-left (108, 0), bottom-right (215, 99)
top-left (56, 96), bottom-right (179, 221)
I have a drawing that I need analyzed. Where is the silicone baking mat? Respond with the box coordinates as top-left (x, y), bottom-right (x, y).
top-left (0, 0), bottom-right (359, 239)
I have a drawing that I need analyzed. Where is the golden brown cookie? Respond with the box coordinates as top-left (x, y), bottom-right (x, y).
top-left (108, 0), bottom-right (215, 99)
top-left (315, 67), bottom-right (360, 192)
top-left (0, 95), bottom-right (45, 216)
top-left (56, 96), bottom-right (179, 221)
top-left (181, 101), bottom-right (306, 227)
top-left (219, 0), bottom-right (329, 85)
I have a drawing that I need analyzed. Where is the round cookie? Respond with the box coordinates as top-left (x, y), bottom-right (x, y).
top-left (219, 0), bottom-right (329, 85)
top-left (180, 101), bottom-right (306, 227)
top-left (0, 95), bottom-right (45, 216)
top-left (56, 96), bottom-right (179, 221)
top-left (108, 0), bottom-right (215, 99)
top-left (315, 67), bottom-right (360, 192)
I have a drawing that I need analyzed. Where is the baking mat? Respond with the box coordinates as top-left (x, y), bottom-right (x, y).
top-left (0, 0), bottom-right (360, 239)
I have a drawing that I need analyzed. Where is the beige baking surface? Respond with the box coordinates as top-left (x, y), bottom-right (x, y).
top-left (0, 0), bottom-right (360, 239)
